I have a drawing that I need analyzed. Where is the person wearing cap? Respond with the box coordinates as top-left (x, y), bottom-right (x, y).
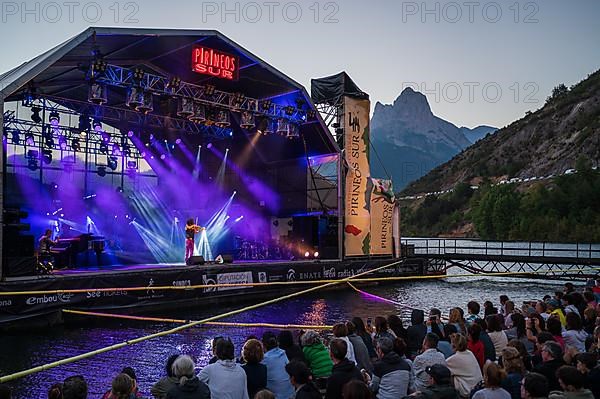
top-left (546, 299), bottom-right (566, 327)
top-left (533, 341), bottom-right (565, 392)
top-left (403, 364), bottom-right (458, 399)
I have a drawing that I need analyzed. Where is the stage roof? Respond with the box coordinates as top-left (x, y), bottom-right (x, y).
top-left (0, 27), bottom-right (338, 162)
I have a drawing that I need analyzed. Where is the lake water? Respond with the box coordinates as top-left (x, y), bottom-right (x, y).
top-left (0, 274), bottom-right (568, 399)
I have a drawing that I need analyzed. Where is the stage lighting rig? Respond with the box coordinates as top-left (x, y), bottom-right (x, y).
top-left (132, 67), bottom-right (145, 81)
top-left (259, 100), bottom-right (272, 112)
top-left (99, 142), bottom-right (108, 154)
top-left (97, 166), bottom-right (107, 177)
top-left (189, 102), bottom-right (206, 123)
top-left (93, 120), bottom-right (103, 132)
top-left (240, 111), bottom-right (255, 129)
top-left (88, 82), bottom-right (108, 105)
top-left (79, 114), bottom-right (91, 131)
top-left (286, 124), bottom-right (300, 140)
top-left (276, 118), bottom-right (289, 136)
top-left (231, 92), bottom-right (245, 109)
top-left (215, 110), bottom-right (230, 128)
top-left (58, 136), bottom-right (67, 150)
top-left (30, 106), bottom-right (42, 123)
top-left (90, 57), bottom-right (107, 76)
top-left (167, 76), bottom-right (181, 92)
top-left (71, 138), bottom-right (81, 152)
top-left (11, 130), bottom-right (21, 145)
top-left (27, 150), bottom-right (39, 171)
top-left (177, 97), bottom-right (194, 118)
top-left (126, 86), bottom-right (144, 109)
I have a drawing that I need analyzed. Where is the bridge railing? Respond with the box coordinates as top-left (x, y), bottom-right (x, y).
top-left (401, 238), bottom-right (600, 260)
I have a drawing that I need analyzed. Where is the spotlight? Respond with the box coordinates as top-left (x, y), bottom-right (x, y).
top-left (204, 84), bottom-right (216, 96)
top-left (127, 130), bottom-right (134, 138)
top-left (49, 111), bottom-right (60, 126)
top-left (215, 110), bottom-right (230, 128)
top-left (126, 160), bottom-right (137, 169)
top-left (31, 106), bottom-right (42, 123)
top-left (25, 132), bottom-right (35, 146)
top-left (234, 215), bottom-right (244, 222)
top-left (231, 92), bottom-right (245, 108)
top-left (207, 143), bottom-right (213, 149)
top-left (79, 114), bottom-right (91, 131)
top-left (88, 82), bottom-right (108, 105)
top-left (240, 111), bottom-right (255, 129)
top-left (286, 124), bottom-right (300, 139)
top-left (101, 132), bottom-right (111, 143)
top-left (314, 251), bottom-right (319, 258)
top-left (132, 67), bottom-right (145, 81)
top-left (42, 149), bottom-right (52, 164)
top-left (93, 120), bottom-right (102, 132)
top-left (307, 109), bottom-right (317, 120)
top-left (277, 118), bottom-right (289, 136)
top-left (122, 144), bottom-right (131, 157)
top-left (175, 138), bottom-right (182, 145)
top-left (259, 100), bottom-right (272, 111)
top-left (177, 97), bottom-right (194, 118)
top-left (11, 130), bottom-right (21, 145)
top-left (284, 105), bottom-right (295, 116)
top-left (108, 156), bottom-right (118, 170)
top-left (112, 143), bottom-right (121, 156)
top-left (71, 138), bottom-right (81, 152)
top-left (97, 166), bottom-right (107, 177)
top-left (27, 150), bottom-right (39, 171)
top-left (304, 251), bottom-right (310, 258)
top-left (136, 91), bottom-right (154, 114)
top-left (126, 86), bottom-right (144, 109)
top-left (58, 136), bottom-right (67, 150)
top-left (189, 102), bottom-right (206, 123)
top-left (91, 57), bottom-right (107, 74)
top-left (160, 154), bottom-right (166, 160)
top-left (167, 76), bottom-right (181, 92)
top-left (116, 186), bottom-right (124, 193)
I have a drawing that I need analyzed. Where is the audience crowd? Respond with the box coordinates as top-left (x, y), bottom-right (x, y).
top-left (3, 281), bottom-right (600, 399)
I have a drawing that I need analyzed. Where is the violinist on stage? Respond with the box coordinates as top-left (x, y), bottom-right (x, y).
top-left (185, 218), bottom-right (205, 263)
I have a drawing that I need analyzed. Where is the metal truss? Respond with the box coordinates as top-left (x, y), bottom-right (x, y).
top-left (95, 63), bottom-right (308, 122)
top-left (443, 259), bottom-right (599, 281)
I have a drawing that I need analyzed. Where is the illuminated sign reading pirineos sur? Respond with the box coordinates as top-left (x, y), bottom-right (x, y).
top-left (191, 45), bottom-right (238, 80)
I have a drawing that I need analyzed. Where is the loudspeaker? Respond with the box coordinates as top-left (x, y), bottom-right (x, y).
top-left (186, 255), bottom-right (205, 266)
top-left (4, 256), bottom-right (36, 277)
top-left (221, 254), bottom-right (233, 263)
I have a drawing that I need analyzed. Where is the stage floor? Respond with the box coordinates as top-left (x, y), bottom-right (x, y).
top-left (3, 259), bottom-right (324, 281)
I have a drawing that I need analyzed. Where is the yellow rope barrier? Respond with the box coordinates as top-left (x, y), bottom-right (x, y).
top-left (0, 260), bottom-right (402, 383)
top-left (1, 264), bottom-right (597, 296)
top-left (62, 309), bottom-right (333, 329)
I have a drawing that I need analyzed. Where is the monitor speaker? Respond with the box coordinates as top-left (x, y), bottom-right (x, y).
top-left (186, 255), bottom-right (205, 266)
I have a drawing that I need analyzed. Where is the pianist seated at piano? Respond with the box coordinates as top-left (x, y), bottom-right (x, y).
top-left (39, 229), bottom-right (58, 254)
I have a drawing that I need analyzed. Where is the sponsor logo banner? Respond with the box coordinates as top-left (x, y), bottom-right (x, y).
top-left (343, 96), bottom-right (371, 256)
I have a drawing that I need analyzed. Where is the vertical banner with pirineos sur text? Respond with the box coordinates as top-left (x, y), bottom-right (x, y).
top-left (343, 96), bottom-right (371, 256)
top-left (369, 178), bottom-right (395, 256)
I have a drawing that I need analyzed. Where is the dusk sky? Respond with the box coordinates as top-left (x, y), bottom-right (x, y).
top-left (1, 0), bottom-right (599, 128)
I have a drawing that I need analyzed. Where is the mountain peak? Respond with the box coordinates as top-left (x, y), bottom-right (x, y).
top-left (393, 87), bottom-right (433, 116)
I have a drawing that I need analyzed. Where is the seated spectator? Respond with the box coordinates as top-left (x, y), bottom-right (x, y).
top-left (408, 364), bottom-right (458, 399)
top-left (500, 296), bottom-right (510, 317)
top-left (437, 324), bottom-right (457, 359)
top-left (427, 309), bottom-right (445, 340)
top-left (507, 339), bottom-right (533, 371)
top-left (352, 317), bottom-right (377, 359)
top-left (342, 380), bottom-right (372, 399)
top-left (520, 372), bottom-right (549, 399)
top-left (562, 313), bottom-right (587, 353)
top-left (484, 301), bottom-right (498, 318)
top-left (365, 337), bottom-right (411, 398)
top-left (486, 315), bottom-right (508, 359)
top-left (407, 310), bottom-right (427, 358)
top-left (546, 300), bottom-right (566, 327)
top-left (167, 355), bottom-right (210, 399)
top-left (530, 331), bottom-right (556, 368)
top-left (209, 336), bottom-right (225, 364)
top-left (467, 324), bottom-right (485, 370)
top-left (563, 294), bottom-right (581, 317)
top-left (549, 365), bottom-right (594, 399)
top-left (466, 301), bottom-right (482, 325)
top-left (262, 332), bottom-right (295, 399)
top-left (333, 323), bottom-right (357, 365)
top-left (326, 338), bottom-right (363, 399)
top-left (301, 330), bottom-right (333, 380)
top-left (347, 321), bottom-right (374, 374)
top-left (446, 333), bottom-right (482, 398)
top-left (241, 339), bottom-right (268, 399)
top-left (63, 375), bottom-right (88, 399)
top-left (533, 342), bottom-right (565, 392)
top-left (504, 301), bottom-right (516, 329)
top-left (278, 331), bottom-right (306, 364)
top-left (392, 338), bottom-right (416, 393)
top-left (152, 354), bottom-right (180, 399)
top-left (505, 313), bottom-right (534, 355)
top-left (121, 367), bottom-right (143, 398)
top-left (388, 314), bottom-right (407, 340)
top-left (472, 362), bottom-right (511, 399)
top-left (582, 307), bottom-right (596, 335)
top-left (102, 373), bottom-right (135, 399)
top-left (285, 361), bottom-right (321, 399)
top-left (575, 352), bottom-right (600, 398)
top-left (373, 316), bottom-right (396, 341)
top-left (448, 308), bottom-right (466, 335)
top-left (413, 333), bottom-right (447, 392)
top-left (546, 317), bottom-right (566, 351)
top-left (474, 318), bottom-right (496, 363)
top-left (199, 338), bottom-right (248, 399)
top-left (535, 301), bottom-right (550, 321)
top-left (48, 383), bottom-right (62, 399)
top-left (500, 347), bottom-right (525, 399)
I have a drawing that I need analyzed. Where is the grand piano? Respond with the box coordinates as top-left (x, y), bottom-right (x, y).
top-left (50, 233), bottom-right (105, 268)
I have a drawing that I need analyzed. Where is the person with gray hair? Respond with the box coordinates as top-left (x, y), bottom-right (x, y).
top-left (363, 337), bottom-right (411, 398)
top-left (166, 355), bottom-right (210, 399)
top-left (533, 341), bottom-right (565, 392)
top-left (301, 330), bottom-right (333, 381)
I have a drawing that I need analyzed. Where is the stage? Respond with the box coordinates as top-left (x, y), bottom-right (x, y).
top-left (0, 257), bottom-right (431, 329)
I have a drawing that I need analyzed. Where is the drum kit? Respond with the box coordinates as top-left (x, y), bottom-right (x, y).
top-left (237, 239), bottom-right (287, 260)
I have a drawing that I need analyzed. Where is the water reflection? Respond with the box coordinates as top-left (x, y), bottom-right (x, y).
top-left (1, 278), bottom-right (564, 398)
